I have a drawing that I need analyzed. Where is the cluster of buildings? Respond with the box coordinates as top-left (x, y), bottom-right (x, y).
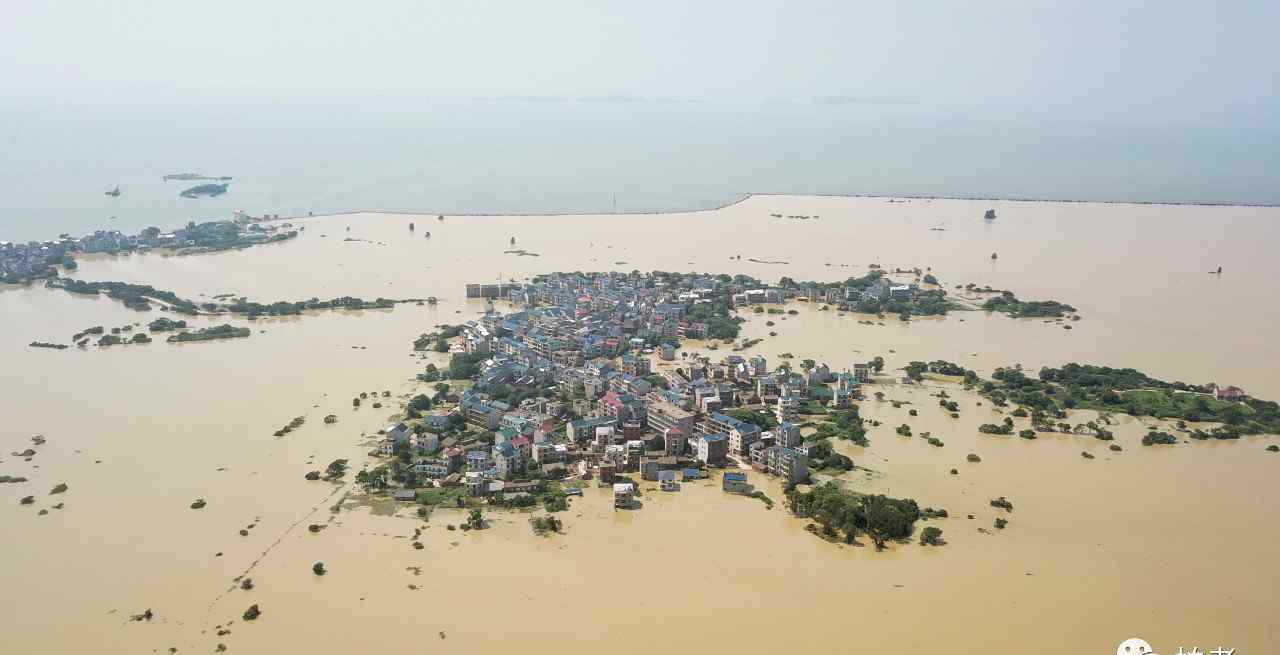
top-left (1, 217), bottom-right (295, 283)
top-left (378, 272), bottom-right (879, 500)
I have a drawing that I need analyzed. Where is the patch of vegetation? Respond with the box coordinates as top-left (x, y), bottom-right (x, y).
top-left (683, 298), bottom-right (742, 340)
top-left (919, 526), bottom-right (945, 546)
top-left (811, 409), bottom-right (868, 446)
top-left (325, 459), bottom-right (349, 480)
top-left (976, 363), bottom-right (1278, 438)
top-left (148, 317), bottom-right (188, 332)
top-left (529, 514), bottom-right (562, 535)
top-left (448, 352), bottom-right (487, 380)
top-left (982, 291), bottom-right (1076, 318)
top-left (168, 324), bottom-right (251, 343)
top-left (979, 418), bottom-right (1015, 435)
top-left (463, 507), bottom-right (486, 530)
top-left (1141, 430), bottom-right (1178, 446)
top-left (53, 279), bottom-right (200, 314)
top-left (788, 482), bottom-right (922, 550)
top-left (748, 490), bottom-right (774, 509)
top-left (806, 439), bottom-right (854, 472)
top-left (990, 496), bottom-right (1013, 512)
top-left (543, 493), bottom-right (570, 512)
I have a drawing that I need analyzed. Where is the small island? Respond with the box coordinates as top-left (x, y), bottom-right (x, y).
top-left (180, 183), bottom-right (230, 199)
top-left (167, 324), bottom-right (251, 343)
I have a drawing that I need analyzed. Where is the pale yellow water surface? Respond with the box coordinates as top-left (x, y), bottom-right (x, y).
top-left (1, 195), bottom-right (1277, 654)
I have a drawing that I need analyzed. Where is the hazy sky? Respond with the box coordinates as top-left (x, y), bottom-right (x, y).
top-left (4, 1), bottom-right (1278, 126)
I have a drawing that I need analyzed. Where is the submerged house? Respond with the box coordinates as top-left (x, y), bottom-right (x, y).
top-left (722, 471), bottom-right (752, 494)
top-left (613, 482), bottom-right (635, 509)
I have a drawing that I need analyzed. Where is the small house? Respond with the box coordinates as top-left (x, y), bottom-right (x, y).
top-left (613, 482), bottom-right (635, 509)
top-left (722, 471), bottom-right (752, 494)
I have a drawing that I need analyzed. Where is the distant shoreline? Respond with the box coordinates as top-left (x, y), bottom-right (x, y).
top-left (259, 190), bottom-right (1279, 226)
top-left (7, 190), bottom-right (1278, 249)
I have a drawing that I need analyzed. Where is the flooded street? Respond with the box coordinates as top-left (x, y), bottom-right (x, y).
top-left (1, 195), bottom-right (1277, 653)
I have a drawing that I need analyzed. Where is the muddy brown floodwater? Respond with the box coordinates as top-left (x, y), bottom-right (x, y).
top-left (0, 195), bottom-right (1277, 654)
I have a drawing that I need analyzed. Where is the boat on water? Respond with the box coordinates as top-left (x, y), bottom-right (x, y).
top-left (105, 186), bottom-right (121, 197)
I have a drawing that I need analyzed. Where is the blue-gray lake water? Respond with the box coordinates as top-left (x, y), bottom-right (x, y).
top-left (2, 97), bottom-right (1277, 242)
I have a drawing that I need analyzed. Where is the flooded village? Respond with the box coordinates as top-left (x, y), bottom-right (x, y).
top-left (3, 195), bottom-right (1279, 654)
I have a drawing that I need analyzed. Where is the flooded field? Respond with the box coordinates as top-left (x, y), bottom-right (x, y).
top-left (1, 195), bottom-right (1277, 654)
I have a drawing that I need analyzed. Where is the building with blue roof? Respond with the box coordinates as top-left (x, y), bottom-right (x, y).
top-left (722, 471), bottom-right (752, 494)
top-left (706, 412), bottom-right (763, 456)
top-left (697, 433), bottom-right (728, 467)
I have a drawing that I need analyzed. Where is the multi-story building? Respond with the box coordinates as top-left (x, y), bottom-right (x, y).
top-left (648, 400), bottom-right (696, 437)
top-left (756, 375), bottom-right (779, 399)
top-left (697, 434), bottom-right (728, 467)
top-left (461, 397), bottom-right (501, 430)
top-left (701, 412), bottom-right (762, 456)
top-left (492, 442), bottom-right (525, 480)
top-left (750, 444), bottom-right (809, 485)
top-left (776, 421), bottom-right (801, 449)
top-left (567, 416), bottom-right (616, 442)
top-left (414, 457), bottom-right (453, 478)
top-left (620, 353), bottom-right (651, 377)
top-left (663, 427), bottom-right (685, 456)
top-left (775, 394), bottom-right (800, 425)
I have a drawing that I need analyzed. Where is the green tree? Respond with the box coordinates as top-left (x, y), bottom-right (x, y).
top-left (466, 508), bottom-right (485, 530)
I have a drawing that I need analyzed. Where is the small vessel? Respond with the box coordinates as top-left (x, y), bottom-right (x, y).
top-left (984, 209), bottom-right (997, 220)
top-left (437, 214), bottom-right (444, 221)
top-left (510, 236), bottom-right (516, 246)
top-left (409, 222), bottom-right (415, 231)
top-left (105, 186), bottom-right (121, 197)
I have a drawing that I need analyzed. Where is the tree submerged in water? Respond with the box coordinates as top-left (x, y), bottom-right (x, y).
top-left (788, 482), bottom-right (922, 551)
top-left (920, 526), bottom-right (945, 546)
top-left (530, 514), bottom-right (562, 535)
